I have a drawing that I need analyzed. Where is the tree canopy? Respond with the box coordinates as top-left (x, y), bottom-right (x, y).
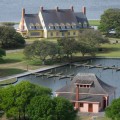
top-left (57, 38), bottom-right (78, 59)
top-left (24, 40), bottom-right (58, 64)
top-left (0, 48), bottom-right (6, 59)
top-left (24, 30), bottom-right (107, 63)
top-left (0, 81), bottom-right (52, 119)
top-left (78, 29), bottom-right (107, 56)
top-left (0, 81), bottom-right (77, 120)
top-left (0, 26), bottom-right (25, 49)
top-left (105, 98), bottom-right (120, 120)
top-left (27, 96), bottom-right (77, 120)
top-left (99, 8), bottom-right (120, 36)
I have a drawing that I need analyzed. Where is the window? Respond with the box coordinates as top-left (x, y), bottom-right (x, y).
top-left (55, 23), bottom-right (60, 30)
top-left (56, 32), bottom-right (59, 36)
top-left (62, 32), bottom-right (64, 36)
top-left (79, 22), bottom-right (82, 28)
top-left (50, 32), bottom-right (53, 36)
top-left (66, 23), bottom-right (71, 29)
top-left (49, 23), bottom-right (54, 29)
top-left (80, 103), bottom-right (83, 107)
top-left (73, 32), bottom-right (76, 35)
top-left (83, 22), bottom-right (88, 28)
top-left (87, 85), bottom-right (90, 88)
top-left (30, 32), bottom-right (40, 36)
top-left (68, 32), bottom-right (70, 36)
top-left (60, 23), bottom-right (65, 29)
top-left (30, 23), bottom-right (35, 29)
top-left (72, 23), bottom-right (76, 29)
top-left (80, 85), bottom-right (83, 87)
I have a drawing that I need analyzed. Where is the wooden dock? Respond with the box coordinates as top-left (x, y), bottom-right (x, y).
top-left (33, 72), bottom-right (74, 80)
top-left (72, 63), bottom-right (120, 71)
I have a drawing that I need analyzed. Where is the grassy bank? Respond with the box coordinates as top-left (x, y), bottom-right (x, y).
top-left (97, 43), bottom-right (120, 57)
top-left (88, 20), bottom-right (100, 26)
top-left (0, 78), bottom-right (17, 85)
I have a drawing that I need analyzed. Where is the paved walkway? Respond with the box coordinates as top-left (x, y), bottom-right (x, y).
top-left (78, 111), bottom-right (105, 117)
top-left (0, 63), bottom-right (68, 81)
top-left (6, 49), bottom-right (23, 53)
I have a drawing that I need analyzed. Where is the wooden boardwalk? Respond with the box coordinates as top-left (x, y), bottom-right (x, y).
top-left (72, 63), bottom-right (120, 71)
top-left (33, 72), bottom-right (74, 80)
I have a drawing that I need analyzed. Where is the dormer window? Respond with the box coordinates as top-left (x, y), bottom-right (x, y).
top-left (79, 22), bottom-right (82, 28)
top-left (75, 80), bottom-right (93, 88)
top-left (83, 22), bottom-right (88, 28)
top-left (54, 23), bottom-right (60, 30)
top-left (49, 23), bottom-right (54, 29)
top-left (60, 23), bottom-right (65, 29)
top-left (66, 23), bottom-right (71, 29)
top-left (72, 23), bottom-right (77, 29)
top-left (36, 23), bottom-right (41, 29)
top-left (30, 23), bottom-right (35, 29)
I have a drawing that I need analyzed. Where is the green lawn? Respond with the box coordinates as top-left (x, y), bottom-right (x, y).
top-left (1, 51), bottom-right (24, 64)
top-left (0, 68), bottom-right (26, 78)
top-left (88, 20), bottom-right (100, 26)
top-left (97, 43), bottom-right (120, 57)
top-left (0, 78), bottom-right (17, 85)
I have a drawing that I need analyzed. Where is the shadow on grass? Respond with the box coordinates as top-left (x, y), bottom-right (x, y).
top-left (97, 46), bottom-right (120, 54)
top-left (0, 68), bottom-right (26, 77)
top-left (0, 58), bottom-right (22, 64)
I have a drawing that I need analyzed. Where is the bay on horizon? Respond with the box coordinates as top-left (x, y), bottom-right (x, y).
top-left (0, 0), bottom-right (120, 22)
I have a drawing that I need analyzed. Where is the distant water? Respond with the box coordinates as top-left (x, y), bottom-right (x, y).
top-left (0, 0), bottom-right (120, 22)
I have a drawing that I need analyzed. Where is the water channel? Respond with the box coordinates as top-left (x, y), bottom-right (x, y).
top-left (17, 58), bottom-right (120, 98)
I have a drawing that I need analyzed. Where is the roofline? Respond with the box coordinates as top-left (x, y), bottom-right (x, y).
top-left (55, 92), bottom-right (109, 96)
top-left (71, 100), bottom-right (100, 104)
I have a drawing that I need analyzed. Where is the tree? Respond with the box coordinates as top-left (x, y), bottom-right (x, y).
top-left (0, 81), bottom-right (52, 119)
top-left (0, 48), bottom-right (6, 59)
top-left (78, 29), bottom-right (106, 56)
top-left (99, 8), bottom-right (120, 36)
top-left (57, 38), bottom-right (78, 59)
top-left (53, 97), bottom-right (77, 120)
top-left (27, 96), bottom-right (55, 120)
top-left (105, 98), bottom-right (120, 120)
top-left (27, 96), bottom-right (77, 120)
top-left (0, 26), bottom-right (25, 49)
top-left (24, 40), bottom-right (58, 64)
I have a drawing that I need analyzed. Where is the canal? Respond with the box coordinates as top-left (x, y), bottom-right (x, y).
top-left (17, 58), bottom-right (120, 98)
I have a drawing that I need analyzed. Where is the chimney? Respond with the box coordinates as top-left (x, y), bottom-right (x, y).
top-left (82, 6), bottom-right (86, 15)
top-left (71, 6), bottom-right (74, 12)
top-left (22, 8), bottom-right (25, 19)
top-left (40, 6), bottom-right (44, 11)
top-left (75, 84), bottom-right (79, 109)
top-left (56, 6), bottom-right (59, 11)
top-left (21, 8), bottom-right (25, 31)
